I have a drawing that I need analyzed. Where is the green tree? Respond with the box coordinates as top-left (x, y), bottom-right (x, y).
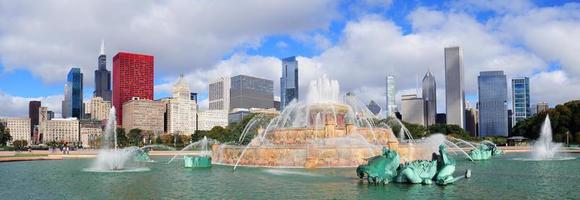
top-left (0, 123), bottom-right (12, 146)
top-left (12, 140), bottom-right (28, 151)
top-left (116, 128), bottom-right (129, 147)
top-left (513, 100), bottom-right (580, 144)
top-left (154, 135), bottom-right (163, 144)
top-left (128, 128), bottom-right (143, 146)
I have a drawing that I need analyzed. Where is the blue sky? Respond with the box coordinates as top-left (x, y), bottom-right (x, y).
top-left (0, 0), bottom-right (579, 117)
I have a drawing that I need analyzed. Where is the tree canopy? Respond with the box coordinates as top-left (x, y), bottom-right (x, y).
top-left (0, 123), bottom-right (12, 146)
top-left (512, 100), bottom-right (580, 144)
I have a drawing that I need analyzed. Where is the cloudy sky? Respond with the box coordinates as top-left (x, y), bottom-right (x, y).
top-left (0, 0), bottom-right (579, 117)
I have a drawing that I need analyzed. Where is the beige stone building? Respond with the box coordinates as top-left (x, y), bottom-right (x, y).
top-left (0, 118), bottom-right (31, 144)
top-left (42, 118), bottom-right (79, 144)
top-left (80, 120), bottom-right (103, 148)
top-left (89, 97), bottom-right (111, 121)
top-left (167, 75), bottom-right (197, 135)
top-left (122, 99), bottom-right (165, 134)
top-left (197, 110), bottom-right (228, 131)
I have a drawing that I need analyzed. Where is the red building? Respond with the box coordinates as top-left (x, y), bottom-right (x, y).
top-left (113, 52), bottom-right (154, 126)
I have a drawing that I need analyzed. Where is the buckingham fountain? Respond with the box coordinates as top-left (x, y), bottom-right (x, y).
top-left (212, 75), bottom-right (442, 169)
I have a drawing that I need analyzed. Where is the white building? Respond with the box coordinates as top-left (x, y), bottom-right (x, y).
top-left (208, 77), bottom-right (230, 111)
top-left (89, 96), bottom-right (111, 121)
top-left (42, 118), bottom-right (79, 144)
top-left (80, 120), bottom-right (103, 148)
top-left (0, 118), bottom-right (31, 144)
top-left (401, 94), bottom-right (425, 126)
top-left (197, 110), bottom-right (228, 131)
top-left (167, 75), bottom-right (197, 135)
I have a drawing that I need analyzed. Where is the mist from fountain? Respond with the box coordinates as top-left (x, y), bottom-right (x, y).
top-left (85, 107), bottom-right (149, 172)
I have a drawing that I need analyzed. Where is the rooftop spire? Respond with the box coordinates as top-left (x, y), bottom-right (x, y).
top-left (100, 39), bottom-right (105, 55)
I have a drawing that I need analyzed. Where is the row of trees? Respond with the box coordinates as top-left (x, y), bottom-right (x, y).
top-left (192, 114), bottom-right (258, 144)
top-left (512, 100), bottom-right (580, 144)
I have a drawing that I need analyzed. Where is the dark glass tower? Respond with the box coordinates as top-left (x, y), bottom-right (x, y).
top-left (280, 56), bottom-right (298, 110)
top-left (64, 68), bottom-right (83, 119)
top-left (478, 71), bottom-right (508, 137)
top-left (94, 40), bottom-right (112, 101)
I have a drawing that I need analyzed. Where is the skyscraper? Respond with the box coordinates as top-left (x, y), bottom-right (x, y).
top-left (478, 71), bottom-right (508, 137)
top-left (385, 75), bottom-right (397, 117)
top-left (208, 77), bottom-right (231, 111)
top-left (62, 68), bottom-right (83, 119)
top-left (444, 47), bottom-right (465, 128)
top-left (401, 94), bottom-right (425, 126)
top-left (422, 70), bottom-right (436, 127)
top-left (511, 77), bottom-right (530, 126)
top-left (367, 100), bottom-right (381, 116)
top-left (94, 40), bottom-right (112, 101)
top-left (280, 56), bottom-right (299, 110)
top-left (28, 101), bottom-right (41, 135)
top-left (113, 52), bottom-right (154, 125)
top-left (230, 75), bottom-right (274, 110)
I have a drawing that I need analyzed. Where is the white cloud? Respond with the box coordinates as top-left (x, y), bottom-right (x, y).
top-left (0, 92), bottom-right (62, 118)
top-left (529, 70), bottom-right (580, 105)
top-left (0, 0), bottom-right (338, 86)
top-left (2, 1), bottom-right (579, 118)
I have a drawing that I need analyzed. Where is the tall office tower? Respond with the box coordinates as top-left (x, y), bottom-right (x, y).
top-left (422, 70), bottom-right (437, 127)
top-left (230, 75), bottom-right (274, 110)
top-left (62, 68), bottom-right (83, 119)
top-left (113, 52), bottom-right (154, 125)
top-left (62, 83), bottom-right (71, 118)
top-left (385, 75), bottom-right (397, 117)
top-left (28, 101), bottom-right (41, 135)
top-left (478, 71), bottom-right (508, 137)
top-left (208, 77), bottom-right (231, 111)
top-left (511, 77), bottom-right (530, 126)
top-left (465, 108), bottom-right (478, 137)
top-left (280, 56), bottom-right (299, 110)
top-left (94, 40), bottom-right (112, 101)
top-left (444, 47), bottom-right (466, 128)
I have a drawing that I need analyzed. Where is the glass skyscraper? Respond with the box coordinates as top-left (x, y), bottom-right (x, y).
top-left (63, 68), bottom-right (83, 119)
top-left (230, 75), bottom-right (274, 110)
top-left (478, 71), bottom-right (508, 137)
top-left (385, 75), bottom-right (397, 117)
top-left (280, 56), bottom-right (298, 110)
top-left (422, 70), bottom-right (436, 127)
top-left (511, 77), bottom-right (530, 126)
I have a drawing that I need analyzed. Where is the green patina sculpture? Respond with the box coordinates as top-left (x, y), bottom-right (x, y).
top-left (356, 147), bottom-right (400, 184)
top-left (433, 144), bottom-right (457, 185)
top-left (395, 160), bottom-right (437, 184)
top-left (468, 144), bottom-right (503, 161)
top-left (133, 149), bottom-right (152, 162)
top-left (184, 155), bottom-right (212, 168)
top-left (357, 144), bottom-right (466, 186)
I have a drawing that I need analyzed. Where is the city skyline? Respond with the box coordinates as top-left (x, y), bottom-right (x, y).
top-left (1, 1), bottom-right (579, 118)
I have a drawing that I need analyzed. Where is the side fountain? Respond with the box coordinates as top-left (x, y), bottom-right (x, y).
top-left (517, 115), bottom-right (575, 161)
top-left (84, 107), bottom-right (149, 172)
